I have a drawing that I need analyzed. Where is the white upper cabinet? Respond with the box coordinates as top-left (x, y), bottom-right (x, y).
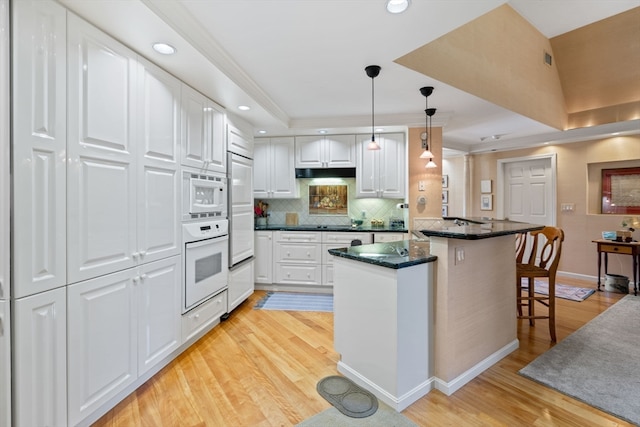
top-left (181, 84), bottom-right (226, 173)
top-left (136, 57), bottom-right (181, 265)
top-left (227, 116), bottom-right (254, 158)
top-left (67, 14), bottom-right (138, 283)
top-left (356, 133), bottom-right (406, 199)
top-left (12, 0), bottom-right (67, 298)
top-left (295, 134), bottom-right (356, 168)
top-left (0, 0), bottom-right (8, 304)
top-left (254, 137), bottom-right (298, 199)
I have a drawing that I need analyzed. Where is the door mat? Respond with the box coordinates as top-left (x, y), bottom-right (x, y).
top-left (316, 376), bottom-right (378, 418)
top-left (254, 292), bottom-right (333, 312)
top-left (521, 279), bottom-right (595, 302)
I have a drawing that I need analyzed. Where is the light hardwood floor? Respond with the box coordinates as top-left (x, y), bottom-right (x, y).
top-left (94, 277), bottom-right (633, 427)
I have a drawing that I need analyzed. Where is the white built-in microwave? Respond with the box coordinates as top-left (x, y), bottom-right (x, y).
top-left (182, 168), bottom-right (227, 221)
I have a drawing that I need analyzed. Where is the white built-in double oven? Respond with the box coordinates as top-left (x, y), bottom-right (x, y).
top-left (182, 167), bottom-right (228, 313)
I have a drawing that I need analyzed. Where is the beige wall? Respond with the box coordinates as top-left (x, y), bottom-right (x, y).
top-left (408, 126), bottom-right (443, 223)
top-left (460, 136), bottom-right (640, 281)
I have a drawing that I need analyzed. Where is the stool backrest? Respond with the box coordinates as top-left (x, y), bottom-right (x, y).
top-left (524, 227), bottom-right (565, 274)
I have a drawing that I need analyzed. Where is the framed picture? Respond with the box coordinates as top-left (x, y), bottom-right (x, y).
top-left (442, 205), bottom-right (448, 217)
top-left (480, 194), bottom-right (493, 211)
top-left (442, 190), bottom-right (449, 204)
top-left (308, 184), bottom-right (349, 216)
top-left (480, 179), bottom-right (492, 194)
top-left (442, 175), bottom-right (449, 188)
top-left (602, 167), bottom-right (640, 214)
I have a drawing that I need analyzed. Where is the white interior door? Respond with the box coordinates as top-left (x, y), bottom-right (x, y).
top-left (499, 155), bottom-right (556, 226)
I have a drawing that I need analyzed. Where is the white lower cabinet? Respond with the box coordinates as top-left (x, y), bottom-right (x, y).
top-left (68, 256), bottom-right (181, 426)
top-left (274, 231), bottom-right (322, 285)
top-left (14, 287), bottom-right (67, 427)
top-left (228, 258), bottom-right (254, 313)
top-left (182, 291), bottom-right (227, 344)
top-left (373, 232), bottom-right (408, 243)
top-left (322, 232), bottom-right (372, 286)
top-left (255, 231), bottom-right (273, 284)
top-left (0, 300), bottom-right (10, 427)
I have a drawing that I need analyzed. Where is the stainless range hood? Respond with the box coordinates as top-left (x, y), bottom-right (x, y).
top-left (295, 168), bottom-right (356, 179)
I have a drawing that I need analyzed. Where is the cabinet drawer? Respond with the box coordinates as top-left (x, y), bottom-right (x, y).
top-left (323, 231), bottom-right (372, 245)
top-left (275, 264), bottom-right (322, 285)
top-left (322, 243), bottom-right (350, 265)
top-left (182, 290), bottom-right (227, 343)
top-left (275, 242), bottom-right (321, 263)
top-left (275, 231), bottom-right (321, 243)
top-left (601, 244), bottom-right (633, 255)
top-left (322, 264), bottom-right (334, 286)
top-left (373, 232), bottom-right (407, 243)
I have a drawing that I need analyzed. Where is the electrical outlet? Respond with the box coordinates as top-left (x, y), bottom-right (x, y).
top-left (455, 247), bottom-right (465, 265)
top-left (418, 180), bottom-right (425, 191)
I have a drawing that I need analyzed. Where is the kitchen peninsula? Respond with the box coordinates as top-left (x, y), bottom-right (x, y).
top-left (329, 218), bottom-right (543, 411)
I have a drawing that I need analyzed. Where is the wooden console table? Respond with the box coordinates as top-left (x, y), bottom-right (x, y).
top-left (592, 239), bottom-right (640, 296)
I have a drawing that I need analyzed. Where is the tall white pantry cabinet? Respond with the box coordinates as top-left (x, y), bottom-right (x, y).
top-left (10, 2), bottom-right (183, 426)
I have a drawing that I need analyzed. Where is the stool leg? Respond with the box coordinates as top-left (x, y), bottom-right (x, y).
top-left (549, 277), bottom-right (557, 342)
top-left (517, 276), bottom-right (523, 316)
top-left (528, 278), bottom-right (534, 326)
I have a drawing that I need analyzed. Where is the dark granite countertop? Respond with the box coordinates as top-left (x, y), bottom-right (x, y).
top-left (328, 240), bottom-right (436, 269)
top-left (419, 217), bottom-right (544, 240)
top-left (255, 224), bottom-right (408, 233)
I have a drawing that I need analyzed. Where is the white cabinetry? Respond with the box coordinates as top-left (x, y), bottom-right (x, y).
top-left (373, 232), bottom-right (408, 243)
top-left (68, 256), bottom-right (181, 426)
top-left (0, 0), bottom-right (8, 422)
top-left (322, 232), bottom-right (372, 286)
top-left (255, 231), bottom-right (273, 283)
top-left (12, 0), bottom-right (67, 298)
top-left (181, 84), bottom-right (226, 173)
top-left (67, 17), bottom-right (181, 283)
top-left (356, 133), bottom-right (406, 199)
top-left (0, 300), bottom-right (9, 427)
top-left (228, 259), bottom-right (255, 312)
top-left (254, 137), bottom-right (298, 199)
top-left (227, 118), bottom-right (254, 158)
top-left (274, 231), bottom-right (322, 285)
top-left (14, 287), bottom-right (67, 427)
top-left (295, 134), bottom-right (356, 168)
top-left (182, 290), bottom-right (227, 344)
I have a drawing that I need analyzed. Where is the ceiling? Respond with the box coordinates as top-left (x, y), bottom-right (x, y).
top-left (58, 0), bottom-right (640, 155)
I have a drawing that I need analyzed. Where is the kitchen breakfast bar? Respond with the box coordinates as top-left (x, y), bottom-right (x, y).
top-left (329, 218), bottom-right (543, 411)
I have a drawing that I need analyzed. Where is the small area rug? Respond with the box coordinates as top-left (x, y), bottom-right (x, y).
top-left (296, 401), bottom-right (417, 427)
top-left (254, 292), bottom-right (333, 312)
top-left (519, 295), bottom-right (640, 425)
top-left (521, 279), bottom-right (595, 302)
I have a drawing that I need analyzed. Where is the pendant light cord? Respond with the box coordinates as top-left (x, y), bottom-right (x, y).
top-left (371, 75), bottom-right (375, 141)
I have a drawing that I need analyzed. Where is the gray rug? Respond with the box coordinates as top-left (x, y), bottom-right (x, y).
top-left (296, 401), bottom-right (417, 427)
top-left (519, 295), bottom-right (640, 425)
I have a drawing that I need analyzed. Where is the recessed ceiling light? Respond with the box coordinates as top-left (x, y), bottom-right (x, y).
top-left (386, 0), bottom-right (410, 14)
top-left (152, 42), bottom-right (177, 55)
top-left (238, 105), bottom-right (250, 111)
top-left (318, 130), bottom-right (328, 134)
top-left (258, 130), bottom-right (267, 134)
top-left (375, 127), bottom-right (385, 132)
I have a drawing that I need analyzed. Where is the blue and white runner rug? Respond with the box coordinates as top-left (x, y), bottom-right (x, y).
top-left (254, 292), bottom-right (333, 312)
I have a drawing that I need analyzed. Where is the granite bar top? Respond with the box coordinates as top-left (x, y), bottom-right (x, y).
top-left (328, 240), bottom-right (437, 269)
top-left (255, 224), bottom-right (408, 233)
top-left (419, 217), bottom-right (544, 240)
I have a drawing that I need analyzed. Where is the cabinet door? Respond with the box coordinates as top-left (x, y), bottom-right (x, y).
top-left (14, 288), bottom-right (67, 427)
top-left (12, 0), bottom-right (67, 298)
top-left (0, 0), bottom-right (8, 305)
top-left (0, 300), bottom-right (10, 427)
top-left (356, 134), bottom-right (379, 198)
top-left (206, 101), bottom-right (227, 174)
top-left (228, 259), bottom-right (254, 312)
top-left (227, 121), bottom-right (254, 158)
top-left (295, 135), bottom-right (324, 168)
top-left (68, 269), bottom-right (137, 426)
top-left (138, 256), bottom-right (181, 375)
top-left (230, 154), bottom-right (255, 265)
top-left (67, 15), bottom-right (138, 283)
top-left (270, 137), bottom-right (298, 198)
top-left (379, 133), bottom-right (406, 198)
top-left (325, 135), bottom-right (356, 168)
top-left (373, 233), bottom-right (407, 243)
top-left (137, 58), bottom-right (181, 264)
top-left (181, 84), bottom-right (208, 169)
top-left (254, 231), bottom-right (273, 284)
top-left (253, 139), bottom-right (271, 199)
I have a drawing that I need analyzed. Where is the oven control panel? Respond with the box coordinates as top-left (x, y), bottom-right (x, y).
top-left (183, 219), bottom-right (228, 243)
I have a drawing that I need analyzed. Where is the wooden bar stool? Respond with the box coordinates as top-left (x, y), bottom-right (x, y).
top-left (516, 227), bottom-right (564, 342)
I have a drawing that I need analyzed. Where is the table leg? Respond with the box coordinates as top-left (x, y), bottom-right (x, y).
top-left (597, 250), bottom-right (602, 291)
top-left (634, 254), bottom-right (638, 296)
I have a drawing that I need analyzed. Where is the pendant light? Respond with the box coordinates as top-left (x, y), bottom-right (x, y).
top-left (419, 86), bottom-right (437, 168)
top-left (365, 65), bottom-right (381, 151)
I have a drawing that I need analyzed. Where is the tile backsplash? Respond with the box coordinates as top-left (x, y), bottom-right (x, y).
top-left (256, 178), bottom-right (405, 227)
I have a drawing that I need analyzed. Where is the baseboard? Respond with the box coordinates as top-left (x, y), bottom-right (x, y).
top-left (255, 283), bottom-right (333, 294)
top-left (558, 270), bottom-right (637, 287)
top-left (434, 339), bottom-right (519, 396)
top-left (337, 361), bottom-right (435, 412)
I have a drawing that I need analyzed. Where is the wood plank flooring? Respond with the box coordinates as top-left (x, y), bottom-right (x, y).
top-left (93, 278), bottom-right (634, 426)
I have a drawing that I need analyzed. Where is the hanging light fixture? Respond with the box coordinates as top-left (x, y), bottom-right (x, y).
top-left (365, 65), bottom-right (381, 151)
top-left (419, 86), bottom-right (437, 168)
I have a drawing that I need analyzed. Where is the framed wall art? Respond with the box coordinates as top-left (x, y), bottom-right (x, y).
top-left (442, 175), bottom-right (449, 188)
top-left (602, 167), bottom-right (640, 214)
top-left (308, 184), bottom-right (349, 216)
top-left (481, 179), bottom-right (492, 194)
top-left (480, 194), bottom-right (493, 211)
top-left (442, 190), bottom-right (449, 204)
top-left (442, 205), bottom-right (448, 217)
